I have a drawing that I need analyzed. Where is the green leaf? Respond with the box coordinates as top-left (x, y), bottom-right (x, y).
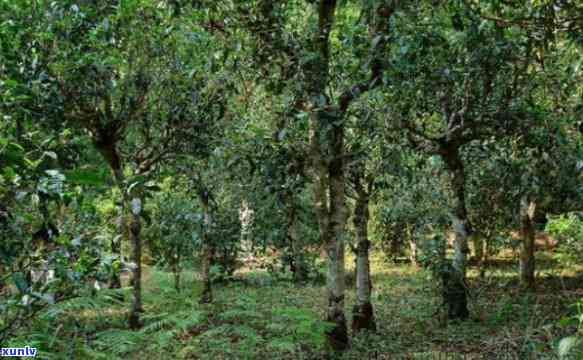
top-left (558, 316), bottom-right (575, 328)
top-left (65, 169), bottom-right (106, 186)
top-left (1, 79), bottom-right (19, 88)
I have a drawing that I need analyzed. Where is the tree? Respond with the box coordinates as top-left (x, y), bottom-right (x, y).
top-left (232, 0), bottom-right (398, 348)
top-left (384, 1), bottom-right (541, 319)
top-left (17, 0), bottom-right (220, 328)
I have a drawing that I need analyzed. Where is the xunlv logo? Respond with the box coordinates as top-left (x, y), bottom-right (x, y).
top-left (0, 346), bottom-right (37, 357)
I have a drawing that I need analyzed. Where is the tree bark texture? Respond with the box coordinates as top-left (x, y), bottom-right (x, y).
top-left (351, 179), bottom-right (375, 332)
top-left (441, 146), bottom-right (470, 320)
top-left (520, 195), bottom-right (536, 290)
top-left (407, 225), bottom-right (418, 266)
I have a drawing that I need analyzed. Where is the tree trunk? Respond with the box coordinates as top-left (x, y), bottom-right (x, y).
top-left (127, 197), bottom-right (143, 330)
top-left (95, 142), bottom-right (124, 290)
top-left (305, 0), bottom-right (351, 350)
top-left (173, 261), bottom-right (181, 292)
top-left (108, 164), bottom-right (124, 290)
top-left (199, 192), bottom-right (213, 304)
top-left (352, 184), bottom-right (375, 332)
top-left (239, 200), bottom-right (253, 253)
top-left (442, 147), bottom-right (470, 320)
top-left (325, 187), bottom-right (348, 351)
top-left (520, 195), bottom-right (536, 290)
top-left (388, 234), bottom-right (402, 260)
top-left (407, 224), bottom-right (418, 267)
top-left (472, 234), bottom-right (484, 264)
top-left (479, 235), bottom-right (489, 278)
top-left (309, 112), bottom-right (349, 351)
top-left (326, 119), bottom-right (349, 350)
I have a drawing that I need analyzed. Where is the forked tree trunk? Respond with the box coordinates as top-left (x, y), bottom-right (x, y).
top-left (127, 197), bottom-right (143, 330)
top-left (442, 148), bottom-right (470, 320)
top-left (199, 192), bottom-right (213, 304)
top-left (303, 0), bottom-right (396, 349)
top-left (352, 185), bottom-right (375, 332)
top-left (520, 195), bottom-right (536, 290)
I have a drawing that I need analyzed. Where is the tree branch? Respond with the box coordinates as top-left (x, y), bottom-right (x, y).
top-left (338, 2), bottom-right (395, 114)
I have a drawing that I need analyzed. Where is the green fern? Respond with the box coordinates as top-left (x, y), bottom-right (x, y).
top-left (42, 288), bottom-right (126, 320)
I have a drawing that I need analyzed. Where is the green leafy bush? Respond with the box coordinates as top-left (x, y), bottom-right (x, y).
top-left (547, 213), bottom-right (583, 264)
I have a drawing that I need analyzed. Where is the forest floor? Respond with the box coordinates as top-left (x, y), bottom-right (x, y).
top-left (30, 252), bottom-right (583, 359)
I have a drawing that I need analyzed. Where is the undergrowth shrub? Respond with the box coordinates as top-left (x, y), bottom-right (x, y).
top-left (547, 213), bottom-right (583, 266)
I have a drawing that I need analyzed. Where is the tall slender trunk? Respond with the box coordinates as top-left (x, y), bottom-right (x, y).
top-left (327, 119), bottom-right (348, 350)
top-left (309, 111), bottom-right (348, 351)
top-left (239, 200), bottom-right (254, 255)
top-left (472, 235), bottom-right (484, 264)
top-left (326, 169), bottom-right (348, 351)
top-left (479, 235), bottom-right (489, 278)
top-left (471, 233), bottom-right (485, 277)
top-left (91, 120), bottom-right (146, 327)
top-left (127, 196), bottom-right (143, 329)
top-left (388, 233), bottom-right (402, 260)
top-left (442, 147), bottom-right (470, 320)
top-left (95, 143), bottom-right (124, 289)
top-left (173, 261), bottom-right (181, 292)
top-left (407, 224), bottom-right (418, 267)
top-left (199, 192), bottom-right (213, 304)
top-left (352, 183), bottom-right (375, 332)
top-left (520, 195), bottom-right (536, 290)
